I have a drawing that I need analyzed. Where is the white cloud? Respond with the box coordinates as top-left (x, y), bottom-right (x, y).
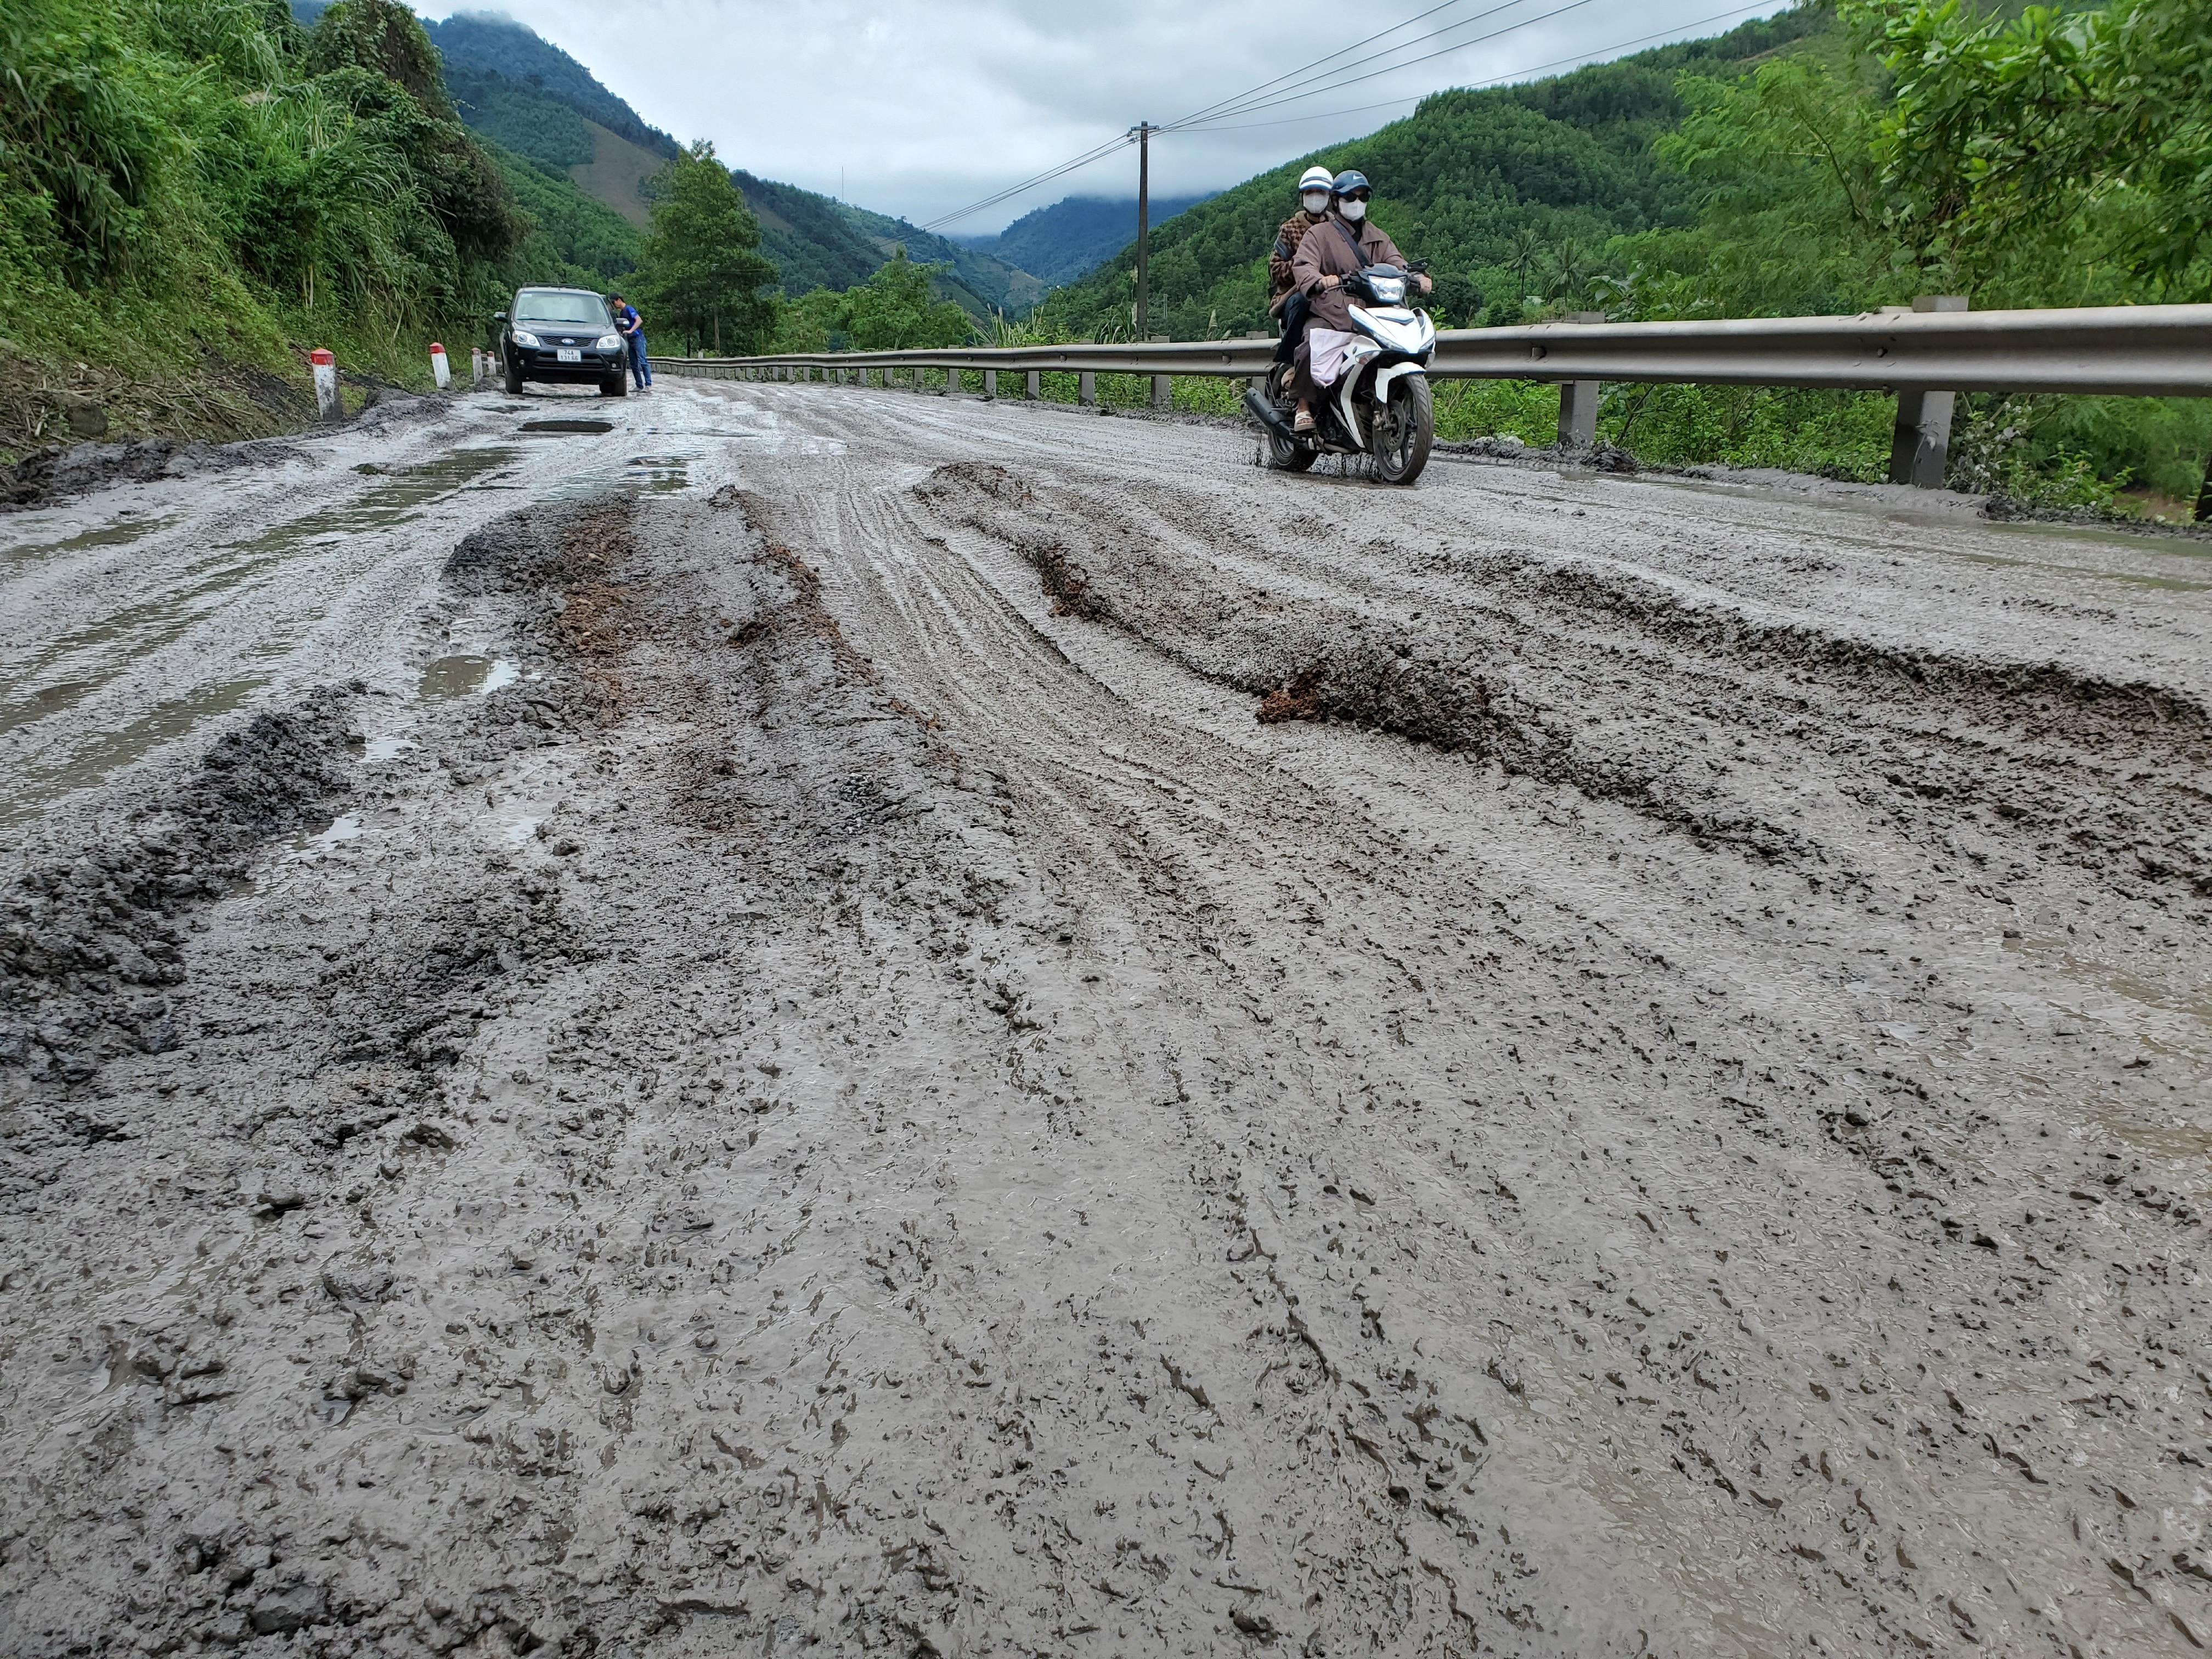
top-left (426, 0), bottom-right (1790, 230)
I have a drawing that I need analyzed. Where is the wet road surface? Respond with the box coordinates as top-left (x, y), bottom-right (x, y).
top-left (1, 377), bottom-right (2208, 1657)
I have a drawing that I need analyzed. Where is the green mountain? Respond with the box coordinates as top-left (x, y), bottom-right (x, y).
top-left (1048, 5), bottom-right (1830, 338)
top-left (404, 8), bottom-right (1041, 314)
top-left (954, 194), bottom-right (1216, 287)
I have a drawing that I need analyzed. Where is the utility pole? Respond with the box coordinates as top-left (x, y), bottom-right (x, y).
top-left (1133, 122), bottom-right (1154, 338)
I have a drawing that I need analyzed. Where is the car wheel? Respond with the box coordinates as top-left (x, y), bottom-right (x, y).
top-left (600, 374), bottom-right (628, 397)
top-left (502, 357), bottom-right (524, 396)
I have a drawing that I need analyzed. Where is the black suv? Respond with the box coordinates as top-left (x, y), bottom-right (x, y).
top-left (495, 287), bottom-right (628, 396)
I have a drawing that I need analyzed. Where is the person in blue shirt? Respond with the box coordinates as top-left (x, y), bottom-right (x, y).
top-left (608, 294), bottom-right (651, 391)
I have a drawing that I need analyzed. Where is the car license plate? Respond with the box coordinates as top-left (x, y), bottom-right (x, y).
top-left (557, 348), bottom-right (582, 363)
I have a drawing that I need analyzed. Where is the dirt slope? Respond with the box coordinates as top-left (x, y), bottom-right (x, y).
top-left (0, 379), bottom-right (2207, 1657)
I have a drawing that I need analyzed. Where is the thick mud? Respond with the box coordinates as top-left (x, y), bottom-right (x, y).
top-left (1, 377), bottom-right (2208, 1658)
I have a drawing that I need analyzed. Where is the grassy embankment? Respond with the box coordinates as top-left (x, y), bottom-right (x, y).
top-left (0, 0), bottom-right (633, 463)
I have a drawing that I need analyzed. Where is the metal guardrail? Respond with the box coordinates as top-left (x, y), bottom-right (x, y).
top-left (656, 305), bottom-right (2212, 397)
top-left (650, 302), bottom-right (2212, 488)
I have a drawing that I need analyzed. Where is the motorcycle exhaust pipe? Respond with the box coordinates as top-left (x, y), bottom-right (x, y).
top-left (1244, 386), bottom-right (1300, 443)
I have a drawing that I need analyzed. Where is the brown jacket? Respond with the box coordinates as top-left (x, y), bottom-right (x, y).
top-left (1290, 213), bottom-right (1412, 332)
top-left (1269, 210), bottom-right (1327, 302)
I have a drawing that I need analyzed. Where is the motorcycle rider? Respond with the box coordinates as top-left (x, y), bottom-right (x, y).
top-left (1269, 165), bottom-right (1335, 365)
top-left (1286, 171), bottom-right (1431, 433)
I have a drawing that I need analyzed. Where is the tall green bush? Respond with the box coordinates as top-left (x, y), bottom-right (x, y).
top-left (0, 0), bottom-right (529, 453)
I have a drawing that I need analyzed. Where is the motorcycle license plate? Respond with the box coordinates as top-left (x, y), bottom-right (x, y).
top-left (557, 348), bottom-right (582, 363)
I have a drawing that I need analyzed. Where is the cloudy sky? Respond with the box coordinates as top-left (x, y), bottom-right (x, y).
top-left (425, 0), bottom-right (1793, 232)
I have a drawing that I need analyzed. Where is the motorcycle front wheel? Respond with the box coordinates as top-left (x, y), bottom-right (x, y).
top-left (1370, 374), bottom-right (1433, 484)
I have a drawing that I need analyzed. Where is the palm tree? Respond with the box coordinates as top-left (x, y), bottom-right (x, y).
top-left (1502, 225), bottom-right (1546, 300)
top-left (1545, 239), bottom-right (1594, 307)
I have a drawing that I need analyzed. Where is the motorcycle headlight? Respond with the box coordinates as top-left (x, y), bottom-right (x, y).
top-left (1368, 276), bottom-right (1406, 304)
top-left (596, 335), bottom-right (621, 351)
top-left (510, 330), bottom-right (541, 348)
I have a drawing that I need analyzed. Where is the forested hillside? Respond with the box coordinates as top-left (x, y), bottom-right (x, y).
top-left (408, 8), bottom-right (1039, 315)
top-left (1, 0), bottom-right (535, 453)
top-left (1051, 6), bottom-right (1828, 339)
top-left (956, 194), bottom-right (1215, 287)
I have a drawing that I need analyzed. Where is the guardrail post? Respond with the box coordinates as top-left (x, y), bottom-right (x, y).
top-left (1080, 371), bottom-right (1096, 405)
top-left (1555, 312), bottom-right (1602, 447)
top-left (1888, 295), bottom-right (1970, 488)
top-left (1026, 371), bottom-right (1040, 400)
top-left (1149, 335), bottom-right (1171, 410)
top-left (984, 369), bottom-right (997, 398)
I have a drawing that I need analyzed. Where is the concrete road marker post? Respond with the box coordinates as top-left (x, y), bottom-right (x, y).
top-left (430, 342), bottom-right (450, 390)
top-left (311, 349), bottom-right (341, 422)
top-left (1889, 295), bottom-right (1969, 489)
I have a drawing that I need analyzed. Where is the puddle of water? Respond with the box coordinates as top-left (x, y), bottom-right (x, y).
top-left (0, 680), bottom-right (100, 741)
top-left (363, 736), bottom-right (415, 761)
top-left (417, 656), bottom-right (518, 698)
top-left (1, 512), bottom-right (178, 568)
top-left (522, 419), bottom-right (615, 435)
top-left (0, 676), bottom-right (267, 829)
top-left (223, 447), bottom-right (524, 555)
top-left (287, 814), bottom-right (363, 860)
top-left (502, 816), bottom-right (541, 846)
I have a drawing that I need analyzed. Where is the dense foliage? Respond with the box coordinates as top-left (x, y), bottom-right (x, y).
top-left (0, 0), bottom-right (536, 448)
top-left (769, 252), bottom-right (975, 353)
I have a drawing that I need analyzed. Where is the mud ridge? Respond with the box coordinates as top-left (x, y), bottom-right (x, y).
top-left (0, 435), bottom-right (311, 510)
top-left (917, 461), bottom-right (1810, 863)
top-left (0, 687), bottom-right (362, 1087)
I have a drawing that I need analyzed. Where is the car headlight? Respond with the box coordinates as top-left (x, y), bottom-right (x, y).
top-left (511, 330), bottom-right (541, 348)
top-left (596, 335), bottom-right (621, 351)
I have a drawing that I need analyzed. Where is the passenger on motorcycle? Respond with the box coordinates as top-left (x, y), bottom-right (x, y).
top-left (1286, 171), bottom-right (1431, 433)
top-left (1269, 166), bottom-right (1335, 365)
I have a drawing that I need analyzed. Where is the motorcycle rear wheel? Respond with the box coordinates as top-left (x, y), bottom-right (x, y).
top-left (1262, 366), bottom-right (1317, 472)
top-left (1370, 374), bottom-right (1433, 484)
top-left (1266, 428), bottom-right (1318, 472)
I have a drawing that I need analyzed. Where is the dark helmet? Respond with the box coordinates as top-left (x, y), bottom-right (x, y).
top-left (1330, 170), bottom-right (1370, 197)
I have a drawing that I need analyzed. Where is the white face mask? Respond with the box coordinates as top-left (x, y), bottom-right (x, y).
top-left (1301, 191), bottom-right (1329, 213)
top-left (1340, 199), bottom-right (1367, 223)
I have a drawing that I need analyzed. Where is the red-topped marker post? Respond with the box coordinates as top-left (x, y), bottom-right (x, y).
top-left (310, 349), bottom-right (340, 422)
top-left (430, 342), bottom-right (450, 390)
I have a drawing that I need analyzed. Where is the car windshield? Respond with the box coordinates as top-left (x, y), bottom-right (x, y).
top-left (516, 291), bottom-right (606, 326)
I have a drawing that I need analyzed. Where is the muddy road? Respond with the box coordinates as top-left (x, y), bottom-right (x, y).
top-left (2, 377), bottom-right (2208, 1658)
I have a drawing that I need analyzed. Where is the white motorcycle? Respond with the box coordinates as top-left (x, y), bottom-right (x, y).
top-left (1245, 261), bottom-right (1436, 484)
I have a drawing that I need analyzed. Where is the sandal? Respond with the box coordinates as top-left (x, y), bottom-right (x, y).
top-left (1292, 409), bottom-right (1316, 434)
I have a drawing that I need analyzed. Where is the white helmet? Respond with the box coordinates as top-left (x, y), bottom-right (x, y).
top-left (1297, 165), bottom-right (1333, 194)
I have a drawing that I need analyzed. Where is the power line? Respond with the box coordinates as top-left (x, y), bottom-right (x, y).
top-left (916, 0), bottom-right (1785, 232)
top-left (1166, 0), bottom-right (1567, 132)
top-left (919, 0), bottom-right (1508, 232)
top-left (918, 133), bottom-right (1137, 232)
top-left (1175, 0), bottom-right (1779, 133)
top-left (1170, 0), bottom-right (1607, 130)
top-left (1166, 0), bottom-right (1487, 131)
